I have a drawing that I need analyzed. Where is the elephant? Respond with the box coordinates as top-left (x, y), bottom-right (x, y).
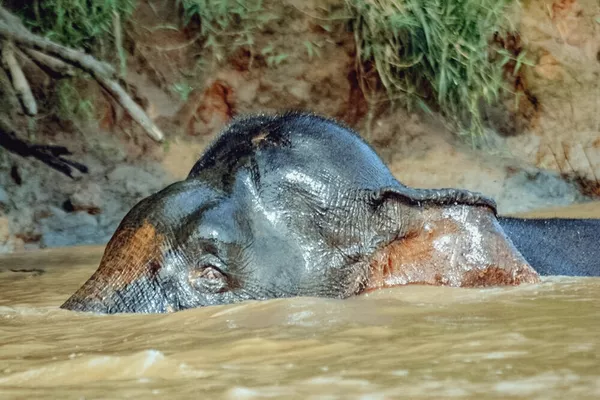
top-left (61, 112), bottom-right (600, 313)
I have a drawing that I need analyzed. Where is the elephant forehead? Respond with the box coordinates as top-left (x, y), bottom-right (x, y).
top-left (191, 113), bottom-right (398, 192)
top-left (191, 202), bottom-right (240, 243)
top-left (283, 140), bottom-right (394, 187)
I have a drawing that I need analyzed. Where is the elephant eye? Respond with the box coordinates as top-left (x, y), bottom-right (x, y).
top-left (199, 265), bottom-right (224, 280)
top-left (189, 265), bottom-right (229, 293)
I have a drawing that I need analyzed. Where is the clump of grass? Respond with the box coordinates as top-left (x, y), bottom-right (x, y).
top-left (181, 0), bottom-right (278, 62)
top-left (16, 0), bottom-right (136, 53)
top-left (346, 0), bottom-right (514, 139)
top-left (171, 82), bottom-right (194, 101)
top-left (260, 44), bottom-right (288, 67)
top-left (56, 78), bottom-right (96, 123)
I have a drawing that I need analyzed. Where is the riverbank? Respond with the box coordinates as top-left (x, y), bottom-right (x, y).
top-left (0, 0), bottom-right (598, 253)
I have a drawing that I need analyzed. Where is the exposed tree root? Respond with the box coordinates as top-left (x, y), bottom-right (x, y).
top-left (1, 40), bottom-right (37, 116)
top-left (0, 6), bottom-right (164, 142)
top-left (23, 48), bottom-right (75, 77)
top-left (0, 63), bottom-right (20, 113)
top-left (0, 117), bottom-right (88, 178)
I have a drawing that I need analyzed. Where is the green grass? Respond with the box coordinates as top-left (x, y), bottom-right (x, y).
top-left (171, 82), bottom-right (194, 101)
top-left (260, 43), bottom-right (288, 67)
top-left (17, 0), bottom-right (136, 53)
top-left (56, 78), bottom-right (96, 123)
top-left (346, 0), bottom-right (515, 139)
top-left (181, 0), bottom-right (278, 62)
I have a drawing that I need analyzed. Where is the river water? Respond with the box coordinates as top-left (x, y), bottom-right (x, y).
top-left (1, 205), bottom-right (599, 399)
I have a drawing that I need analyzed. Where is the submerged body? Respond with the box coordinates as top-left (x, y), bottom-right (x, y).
top-left (498, 217), bottom-right (599, 277)
top-left (61, 112), bottom-right (599, 313)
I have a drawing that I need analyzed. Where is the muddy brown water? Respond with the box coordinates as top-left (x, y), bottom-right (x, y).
top-left (1, 205), bottom-right (599, 399)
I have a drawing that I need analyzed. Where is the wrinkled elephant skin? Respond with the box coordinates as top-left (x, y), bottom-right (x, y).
top-left (61, 113), bottom-right (598, 313)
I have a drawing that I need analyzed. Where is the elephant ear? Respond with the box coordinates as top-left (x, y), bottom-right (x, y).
top-left (366, 187), bottom-right (539, 289)
top-left (369, 185), bottom-right (497, 213)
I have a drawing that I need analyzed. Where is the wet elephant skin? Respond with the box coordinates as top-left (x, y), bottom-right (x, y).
top-left (60, 112), bottom-right (599, 314)
top-left (498, 217), bottom-right (600, 277)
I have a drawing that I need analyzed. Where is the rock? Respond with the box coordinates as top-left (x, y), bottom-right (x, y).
top-left (42, 210), bottom-right (98, 230)
top-left (10, 237), bottom-right (25, 252)
top-left (499, 169), bottom-right (585, 214)
top-left (46, 206), bottom-right (67, 219)
top-left (257, 93), bottom-right (272, 105)
top-left (0, 216), bottom-right (10, 243)
top-left (0, 186), bottom-right (8, 207)
top-left (40, 211), bottom-right (102, 248)
top-left (288, 80), bottom-right (312, 103)
top-left (236, 80), bottom-right (260, 104)
top-left (107, 165), bottom-right (165, 198)
top-left (0, 236), bottom-right (25, 253)
top-left (534, 52), bottom-right (564, 81)
top-left (69, 182), bottom-right (103, 214)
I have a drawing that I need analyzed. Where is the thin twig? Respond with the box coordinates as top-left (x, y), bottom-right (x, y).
top-left (113, 10), bottom-right (126, 77)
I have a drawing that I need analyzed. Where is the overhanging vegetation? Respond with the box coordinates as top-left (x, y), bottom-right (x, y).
top-left (3, 0), bottom-right (521, 141)
top-left (345, 0), bottom-right (516, 139)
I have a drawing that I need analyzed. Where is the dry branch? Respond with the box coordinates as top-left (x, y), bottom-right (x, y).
top-left (1, 41), bottom-right (37, 115)
top-left (0, 20), bottom-right (115, 77)
top-left (23, 48), bottom-right (75, 77)
top-left (0, 7), bottom-right (165, 142)
top-left (96, 76), bottom-right (165, 142)
top-left (0, 7), bottom-right (28, 35)
top-left (0, 63), bottom-right (20, 113)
